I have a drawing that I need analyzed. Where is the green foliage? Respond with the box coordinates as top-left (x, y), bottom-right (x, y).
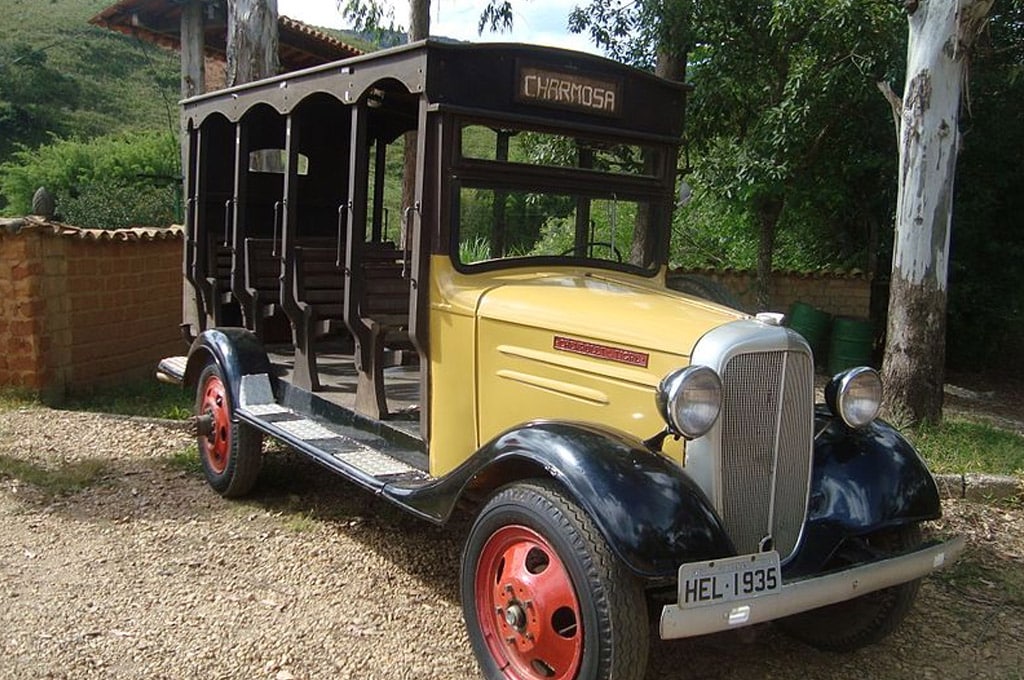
top-left (570, 0), bottom-right (904, 281)
top-left (336, 0), bottom-right (407, 46)
top-left (0, 0), bottom-right (179, 134)
top-left (0, 42), bottom-right (82, 160)
top-left (57, 380), bottom-right (192, 421)
top-left (910, 419), bottom-right (1024, 477)
top-left (945, 0), bottom-right (1024, 372)
top-left (0, 454), bottom-right (109, 495)
top-left (569, 0), bottom-right (688, 68)
top-left (166, 446), bottom-right (203, 474)
top-left (0, 0), bottom-right (180, 214)
top-left (0, 387), bottom-right (39, 412)
top-left (686, 0), bottom-right (903, 268)
top-left (0, 131), bottom-right (179, 227)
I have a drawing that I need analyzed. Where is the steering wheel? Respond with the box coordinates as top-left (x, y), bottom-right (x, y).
top-left (559, 241), bottom-right (624, 263)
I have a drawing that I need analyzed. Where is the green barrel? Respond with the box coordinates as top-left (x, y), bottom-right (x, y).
top-left (828, 316), bottom-right (875, 374)
top-left (787, 302), bottom-right (831, 364)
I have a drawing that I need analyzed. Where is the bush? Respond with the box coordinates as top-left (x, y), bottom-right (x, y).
top-left (0, 131), bottom-right (179, 228)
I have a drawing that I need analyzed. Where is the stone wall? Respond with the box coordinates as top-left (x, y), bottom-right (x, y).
top-left (671, 267), bottom-right (872, 319)
top-left (0, 219), bottom-right (183, 396)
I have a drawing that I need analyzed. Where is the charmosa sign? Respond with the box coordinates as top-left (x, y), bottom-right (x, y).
top-left (516, 65), bottom-right (622, 117)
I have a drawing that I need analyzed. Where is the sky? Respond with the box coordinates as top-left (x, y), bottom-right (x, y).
top-left (276, 0), bottom-right (601, 54)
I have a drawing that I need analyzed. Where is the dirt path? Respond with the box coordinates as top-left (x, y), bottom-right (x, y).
top-left (1, 408), bottom-right (1021, 679)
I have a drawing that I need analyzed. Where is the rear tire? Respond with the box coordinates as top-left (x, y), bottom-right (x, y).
top-left (461, 480), bottom-right (648, 680)
top-left (194, 362), bottom-right (263, 497)
top-left (777, 525), bottom-right (922, 651)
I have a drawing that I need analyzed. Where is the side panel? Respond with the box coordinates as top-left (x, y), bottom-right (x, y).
top-left (387, 421), bottom-right (735, 579)
top-left (476, 316), bottom-right (669, 462)
top-left (785, 409), bottom-right (943, 576)
top-left (428, 256), bottom-right (481, 477)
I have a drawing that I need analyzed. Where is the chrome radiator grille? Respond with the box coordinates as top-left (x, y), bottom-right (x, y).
top-left (718, 350), bottom-right (813, 559)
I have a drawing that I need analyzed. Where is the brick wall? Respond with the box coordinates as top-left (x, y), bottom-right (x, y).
top-left (0, 220), bottom-right (872, 395)
top-left (0, 229), bottom-right (48, 390)
top-left (0, 219), bottom-right (183, 396)
top-left (671, 268), bottom-right (872, 319)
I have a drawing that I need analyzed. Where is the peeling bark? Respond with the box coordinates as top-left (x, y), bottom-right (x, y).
top-left (881, 0), bottom-right (992, 425)
top-left (227, 0), bottom-right (280, 87)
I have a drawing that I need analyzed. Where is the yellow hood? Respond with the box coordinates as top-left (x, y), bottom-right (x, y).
top-left (476, 272), bottom-right (744, 360)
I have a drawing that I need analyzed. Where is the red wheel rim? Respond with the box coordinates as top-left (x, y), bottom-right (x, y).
top-left (199, 374), bottom-right (231, 475)
top-left (474, 525), bottom-right (583, 680)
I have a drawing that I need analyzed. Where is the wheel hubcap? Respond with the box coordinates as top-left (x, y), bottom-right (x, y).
top-left (199, 375), bottom-right (231, 474)
top-left (505, 604), bottom-right (526, 630)
top-left (475, 525), bottom-right (583, 680)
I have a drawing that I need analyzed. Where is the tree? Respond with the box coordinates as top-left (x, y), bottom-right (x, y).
top-left (877, 0), bottom-right (994, 425)
top-left (944, 0), bottom-right (1024, 375)
top-left (338, 0), bottom-right (429, 246)
top-left (0, 43), bottom-right (81, 164)
top-left (227, 0), bottom-right (280, 86)
top-left (571, 1), bottom-right (903, 308)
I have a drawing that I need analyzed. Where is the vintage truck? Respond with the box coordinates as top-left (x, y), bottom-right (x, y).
top-left (157, 40), bottom-right (963, 680)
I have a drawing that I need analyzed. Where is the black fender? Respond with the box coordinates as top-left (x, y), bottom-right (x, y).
top-left (182, 327), bottom-right (273, 406)
top-left (386, 421), bottom-right (735, 580)
top-left (785, 407), bottom-right (942, 576)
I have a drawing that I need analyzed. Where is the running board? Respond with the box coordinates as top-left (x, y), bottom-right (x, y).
top-left (157, 355), bottom-right (187, 385)
top-left (235, 375), bottom-right (431, 496)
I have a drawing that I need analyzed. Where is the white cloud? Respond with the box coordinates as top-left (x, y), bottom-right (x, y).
top-left (277, 0), bottom-right (601, 54)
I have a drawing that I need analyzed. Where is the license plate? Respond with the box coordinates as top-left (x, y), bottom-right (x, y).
top-left (678, 551), bottom-right (781, 609)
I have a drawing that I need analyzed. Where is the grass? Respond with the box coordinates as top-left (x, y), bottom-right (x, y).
top-left (936, 550), bottom-right (1024, 608)
top-left (0, 387), bottom-right (39, 411)
top-left (909, 418), bottom-right (1024, 477)
top-left (58, 380), bottom-right (192, 420)
top-left (0, 0), bottom-right (180, 137)
top-left (166, 445), bottom-right (202, 474)
top-left (281, 509), bottom-right (321, 533)
top-left (0, 454), bottom-right (108, 495)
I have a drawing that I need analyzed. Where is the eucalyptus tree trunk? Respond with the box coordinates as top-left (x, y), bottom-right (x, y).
top-left (401, 0), bottom-right (430, 244)
top-left (630, 49), bottom-right (686, 267)
top-left (880, 0), bottom-right (993, 425)
top-left (227, 0), bottom-right (280, 87)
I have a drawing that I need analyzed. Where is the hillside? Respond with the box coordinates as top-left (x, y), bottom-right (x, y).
top-left (0, 0), bottom-right (386, 220)
top-left (0, 0), bottom-right (180, 149)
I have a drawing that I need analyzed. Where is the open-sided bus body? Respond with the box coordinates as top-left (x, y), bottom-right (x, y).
top-left (159, 41), bottom-right (962, 680)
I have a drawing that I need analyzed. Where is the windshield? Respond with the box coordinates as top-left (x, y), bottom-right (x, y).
top-left (451, 120), bottom-right (673, 274)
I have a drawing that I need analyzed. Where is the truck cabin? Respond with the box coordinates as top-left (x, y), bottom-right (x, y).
top-left (181, 41), bottom-right (686, 452)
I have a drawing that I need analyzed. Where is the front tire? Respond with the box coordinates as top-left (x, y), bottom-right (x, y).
top-left (194, 362), bottom-right (263, 497)
top-left (460, 480), bottom-right (648, 680)
top-left (777, 524), bottom-right (923, 651)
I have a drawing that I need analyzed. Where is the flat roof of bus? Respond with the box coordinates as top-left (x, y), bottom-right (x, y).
top-left (182, 40), bottom-right (688, 140)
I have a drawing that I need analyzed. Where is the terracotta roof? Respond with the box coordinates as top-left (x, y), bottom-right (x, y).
top-left (89, 0), bottom-right (362, 72)
top-left (1, 217), bottom-right (183, 241)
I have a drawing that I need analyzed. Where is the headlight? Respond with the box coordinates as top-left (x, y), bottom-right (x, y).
top-left (656, 365), bottom-right (722, 439)
top-left (826, 366), bottom-right (882, 428)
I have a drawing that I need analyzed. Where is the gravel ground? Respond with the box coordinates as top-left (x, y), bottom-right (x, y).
top-left (1, 407), bottom-right (1022, 679)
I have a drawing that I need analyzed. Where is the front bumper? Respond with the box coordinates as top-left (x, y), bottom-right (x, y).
top-left (659, 535), bottom-right (965, 639)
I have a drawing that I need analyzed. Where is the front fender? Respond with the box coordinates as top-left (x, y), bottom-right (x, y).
top-left (786, 407), bottom-right (942, 576)
top-left (387, 421), bottom-right (735, 580)
top-left (182, 327), bottom-right (273, 407)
